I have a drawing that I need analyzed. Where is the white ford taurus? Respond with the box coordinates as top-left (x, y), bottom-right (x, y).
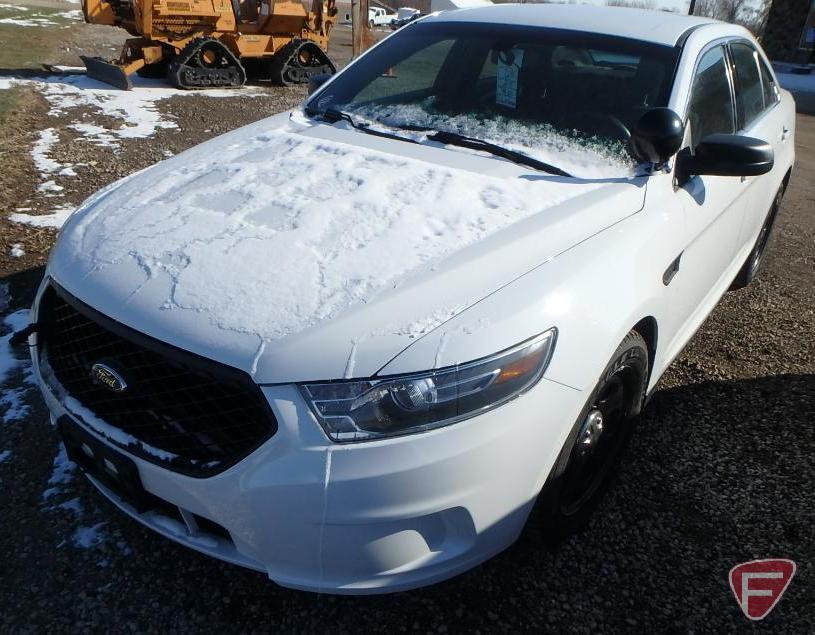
top-left (24, 5), bottom-right (795, 593)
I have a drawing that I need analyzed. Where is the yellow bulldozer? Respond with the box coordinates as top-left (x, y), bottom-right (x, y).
top-left (80, 0), bottom-right (337, 89)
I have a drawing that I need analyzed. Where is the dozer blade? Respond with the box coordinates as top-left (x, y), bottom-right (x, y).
top-left (81, 55), bottom-right (133, 90)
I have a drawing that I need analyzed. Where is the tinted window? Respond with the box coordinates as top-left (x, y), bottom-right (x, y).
top-left (687, 46), bottom-right (734, 148)
top-left (731, 42), bottom-right (765, 128)
top-left (310, 22), bottom-right (680, 176)
top-left (758, 56), bottom-right (780, 108)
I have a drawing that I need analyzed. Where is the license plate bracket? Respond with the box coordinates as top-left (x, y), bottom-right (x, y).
top-left (58, 415), bottom-right (158, 513)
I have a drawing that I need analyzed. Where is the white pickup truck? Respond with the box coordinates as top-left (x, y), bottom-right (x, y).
top-left (368, 7), bottom-right (396, 27)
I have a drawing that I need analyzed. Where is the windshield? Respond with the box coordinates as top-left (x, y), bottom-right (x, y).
top-left (307, 22), bottom-right (679, 178)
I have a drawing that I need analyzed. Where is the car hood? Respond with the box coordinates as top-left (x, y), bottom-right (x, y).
top-left (49, 111), bottom-right (646, 383)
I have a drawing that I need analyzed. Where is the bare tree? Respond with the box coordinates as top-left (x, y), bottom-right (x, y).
top-left (692, 0), bottom-right (770, 36)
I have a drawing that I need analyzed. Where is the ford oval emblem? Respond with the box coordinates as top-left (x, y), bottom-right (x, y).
top-left (90, 362), bottom-right (128, 393)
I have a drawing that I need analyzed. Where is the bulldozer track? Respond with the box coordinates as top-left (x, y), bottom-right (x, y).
top-left (268, 39), bottom-right (336, 87)
top-left (168, 38), bottom-right (247, 90)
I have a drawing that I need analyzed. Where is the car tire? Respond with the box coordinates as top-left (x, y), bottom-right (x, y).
top-left (368, 20), bottom-right (374, 28)
top-left (531, 330), bottom-right (649, 541)
top-left (731, 183), bottom-right (785, 290)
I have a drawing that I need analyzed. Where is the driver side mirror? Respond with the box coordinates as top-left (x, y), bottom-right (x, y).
top-left (675, 134), bottom-right (774, 182)
top-left (307, 73), bottom-right (332, 96)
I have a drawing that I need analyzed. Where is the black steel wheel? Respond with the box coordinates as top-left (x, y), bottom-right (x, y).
top-left (731, 182), bottom-right (785, 290)
top-left (532, 330), bottom-right (649, 540)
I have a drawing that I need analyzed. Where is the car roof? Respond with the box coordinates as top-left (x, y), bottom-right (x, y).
top-left (424, 4), bottom-right (720, 47)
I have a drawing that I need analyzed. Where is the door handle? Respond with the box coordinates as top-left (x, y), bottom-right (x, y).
top-left (782, 126), bottom-right (791, 141)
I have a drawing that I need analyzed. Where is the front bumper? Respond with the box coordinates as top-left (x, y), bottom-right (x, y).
top-left (33, 342), bottom-right (583, 594)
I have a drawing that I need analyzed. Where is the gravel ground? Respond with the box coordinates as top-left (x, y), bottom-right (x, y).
top-left (0, 16), bottom-right (813, 631)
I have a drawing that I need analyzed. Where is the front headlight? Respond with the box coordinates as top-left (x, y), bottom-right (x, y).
top-left (300, 329), bottom-right (556, 442)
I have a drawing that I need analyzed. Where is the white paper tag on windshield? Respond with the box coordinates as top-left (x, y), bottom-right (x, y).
top-left (496, 49), bottom-right (524, 109)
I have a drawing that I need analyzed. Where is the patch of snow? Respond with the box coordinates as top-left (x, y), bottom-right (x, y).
top-left (69, 122), bottom-right (118, 147)
top-left (0, 4), bottom-right (30, 10)
top-left (0, 449), bottom-right (11, 463)
top-left (10, 204), bottom-right (75, 228)
top-left (42, 443), bottom-right (76, 500)
top-left (63, 126), bottom-right (602, 356)
top-left (10, 244), bottom-right (25, 258)
top-left (58, 497), bottom-right (83, 515)
top-left (31, 127), bottom-right (60, 174)
top-left (54, 9), bottom-right (82, 20)
top-left (395, 303), bottom-right (470, 339)
top-left (0, 74), bottom-right (262, 147)
top-left (0, 17), bottom-right (57, 26)
top-left (58, 166), bottom-right (77, 177)
top-left (73, 522), bottom-right (107, 548)
top-left (63, 394), bottom-right (180, 462)
top-left (0, 309), bottom-right (36, 423)
top-left (38, 179), bottom-right (64, 193)
top-left (778, 72), bottom-right (815, 94)
top-left (345, 99), bottom-right (636, 179)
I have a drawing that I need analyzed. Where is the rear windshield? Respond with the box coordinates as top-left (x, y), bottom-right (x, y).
top-left (308, 22), bottom-right (680, 177)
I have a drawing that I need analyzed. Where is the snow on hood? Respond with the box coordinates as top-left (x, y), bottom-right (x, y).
top-left (49, 112), bottom-right (645, 382)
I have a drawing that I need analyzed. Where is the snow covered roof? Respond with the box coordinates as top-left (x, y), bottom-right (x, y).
top-left (425, 4), bottom-right (719, 47)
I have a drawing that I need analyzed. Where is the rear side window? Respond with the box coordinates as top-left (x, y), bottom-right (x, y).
top-left (758, 56), bottom-right (780, 108)
top-left (730, 42), bottom-right (765, 129)
top-left (687, 45), bottom-right (734, 148)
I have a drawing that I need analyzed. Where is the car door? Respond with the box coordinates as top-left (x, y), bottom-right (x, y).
top-left (670, 43), bottom-right (749, 328)
top-left (728, 39), bottom-right (788, 255)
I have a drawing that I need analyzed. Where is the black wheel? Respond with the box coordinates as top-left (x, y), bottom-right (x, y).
top-left (532, 331), bottom-right (648, 540)
top-left (368, 19), bottom-right (374, 28)
top-left (731, 183), bottom-right (785, 290)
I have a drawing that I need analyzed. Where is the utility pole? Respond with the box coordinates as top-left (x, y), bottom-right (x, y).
top-left (351, 0), bottom-right (373, 58)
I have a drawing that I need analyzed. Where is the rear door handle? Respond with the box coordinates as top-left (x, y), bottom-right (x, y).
top-left (782, 126), bottom-right (791, 141)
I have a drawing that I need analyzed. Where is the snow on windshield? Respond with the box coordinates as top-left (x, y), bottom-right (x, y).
top-left (345, 100), bottom-right (637, 179)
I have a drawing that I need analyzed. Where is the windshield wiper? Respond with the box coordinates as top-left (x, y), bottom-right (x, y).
top-left (427, 130), bottom-right (572, 178)
top-left (303, 107), bottom-right (418, 145)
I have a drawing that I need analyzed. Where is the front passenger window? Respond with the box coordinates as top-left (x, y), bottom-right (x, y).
top-left (687, 46), bottom-right (734, 149)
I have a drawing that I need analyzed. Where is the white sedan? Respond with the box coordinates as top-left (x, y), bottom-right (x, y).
top-left (25, 5), bottom-right (794, 593)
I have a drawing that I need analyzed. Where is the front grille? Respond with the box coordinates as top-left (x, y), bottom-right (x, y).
top-left (38, 282), bottom-right (277, 477)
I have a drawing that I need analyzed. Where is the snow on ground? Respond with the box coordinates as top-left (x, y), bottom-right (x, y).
top-left (0, 308), bottom-right (36, 423)
top-left (0, 449), bottom-right (11, 463)
top-left (10, 244), bottom-right (25, 258)
top-left (1, 72), bottom-right (264, 229)
top-left (42, 443), bottom-right (76, 500)
top-left (73, 522), bottom-right (107, 549)
top-left (0, 74), bottom-right (263, 147)
top-left (10, 204), bottom-right (75, 229)
top-left (0, 4), bottom-right (81, 26)
top-left (30, 128), bottom-right (62, 174)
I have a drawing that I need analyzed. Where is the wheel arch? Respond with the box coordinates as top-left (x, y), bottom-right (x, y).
top-left (631, 315), bottom-right (658, 386)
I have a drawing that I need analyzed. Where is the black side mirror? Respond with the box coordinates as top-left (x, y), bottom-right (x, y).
top-left (307, 73), bottom-right (332, 96)
top-left (676, 134), bottom-right (774, 182)
top-left (631, 108), bottom-right (685, 164)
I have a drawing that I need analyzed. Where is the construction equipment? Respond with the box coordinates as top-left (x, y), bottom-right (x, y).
top-left (80, 0), bottom-right (337, 89)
